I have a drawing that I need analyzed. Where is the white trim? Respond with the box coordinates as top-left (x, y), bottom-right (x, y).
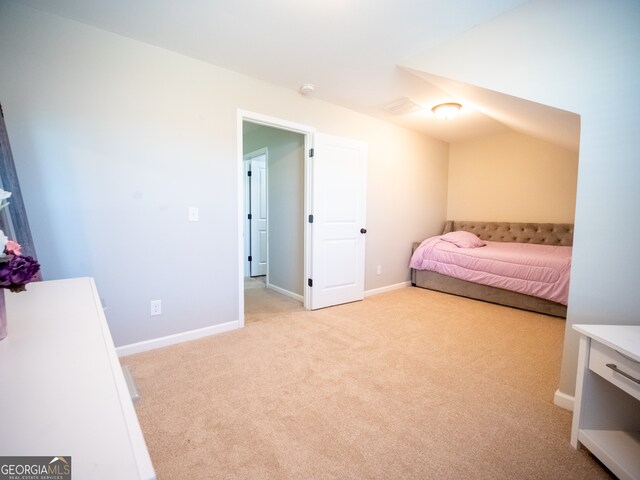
top-left (237, 113), bottom-right (246, 327)
top-left (237, 110), bottom-right (316, 321)
top-left (365, 281), bottom-right (411, 297)
top-left (266, 283), bottom-right (303, 303)
top-left (303, 133), bottom-right (313, 310)
top-left (244, 148), bottom-right (269, 277)
top-left (243, 159), bottom-right (251, 277)
top-left (238, 110), bottom-right (316, 135)
top-left (243, 147), bottom-right (269, 161)
top-left (116, 320), bottom-right (240, 357)
top-left (554, 389), bottom-right (574, 411)
top-left (245, 148), bottom-right (269, 278)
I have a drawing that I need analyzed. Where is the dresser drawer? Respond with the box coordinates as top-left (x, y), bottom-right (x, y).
top-left (589, 340), bottom-right (640, 401)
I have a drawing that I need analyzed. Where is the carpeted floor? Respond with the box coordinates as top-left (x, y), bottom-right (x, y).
top-left (121, 283), bottom-right (611, 479)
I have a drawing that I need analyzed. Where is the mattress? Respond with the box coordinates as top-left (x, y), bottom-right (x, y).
top-left (409, 235), bottom-right (572, 305)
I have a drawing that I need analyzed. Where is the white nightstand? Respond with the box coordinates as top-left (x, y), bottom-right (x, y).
top-left (571, 324), bottom-right (640, 480)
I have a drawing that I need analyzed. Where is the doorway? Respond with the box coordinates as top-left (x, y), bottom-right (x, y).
top-left (237, 110), bottom-right (369, 327)
top-left (243, 148), bottom-right (268, 278)
top-left (239, 113), bottom-right (312, 325)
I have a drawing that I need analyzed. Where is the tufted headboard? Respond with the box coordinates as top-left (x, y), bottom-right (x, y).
top-left (443, 220), bottom-right (574, 246)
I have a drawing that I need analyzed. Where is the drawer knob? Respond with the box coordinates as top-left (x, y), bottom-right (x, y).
top-left (606, 363), bottom-right (640, 385)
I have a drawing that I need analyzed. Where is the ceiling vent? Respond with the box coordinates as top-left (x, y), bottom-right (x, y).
top-left (384, 97), bottom-right (423, 115)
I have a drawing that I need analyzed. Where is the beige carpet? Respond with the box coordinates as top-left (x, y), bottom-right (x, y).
top-left (121, 285), bottom-right (611, 479)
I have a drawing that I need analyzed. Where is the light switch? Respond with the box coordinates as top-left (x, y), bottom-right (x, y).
top-left (188, 207), bottom-right (199, 222)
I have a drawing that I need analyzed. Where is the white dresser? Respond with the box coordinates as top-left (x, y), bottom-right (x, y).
top-left (571, 324), bottom-right (640, 480)
top-left (0, 278), bottom-right (155, 480)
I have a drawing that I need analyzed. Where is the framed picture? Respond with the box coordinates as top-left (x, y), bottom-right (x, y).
top-left (0, 103), bottom-right (39, 270)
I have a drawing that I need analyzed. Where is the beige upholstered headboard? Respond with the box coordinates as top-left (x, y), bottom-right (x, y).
top-left (443, 220), bottom-right (574, 246)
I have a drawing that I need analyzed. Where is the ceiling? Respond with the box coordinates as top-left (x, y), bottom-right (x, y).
top-left (10, 0), bottom-right (579, 150)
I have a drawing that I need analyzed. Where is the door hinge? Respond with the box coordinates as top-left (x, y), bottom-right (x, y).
top-left (309, 148), bottom-right (314, 158)
top-left (308, 214), bottom-right (314, 223)
top-left (247, 170), bottom-right (252, 177)
top-left (248, 255), bottom-right (252, 262)
top-left (248, 213), bottom-right (252, 220)
top-left (308, 278), bottom-right (313, 287)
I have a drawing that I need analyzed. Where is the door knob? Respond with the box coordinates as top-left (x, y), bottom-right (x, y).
top-left (360, 228), bottom-right (367, 234)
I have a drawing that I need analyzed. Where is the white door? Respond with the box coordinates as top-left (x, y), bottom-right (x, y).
top-left (310, 133), bottom-right (368, 309)
top-left (250, 155), bottom-right (267, 277)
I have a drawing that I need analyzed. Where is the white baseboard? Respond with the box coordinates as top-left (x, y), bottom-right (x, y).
top-left (554, 389), bottom-right (574, 411)
top-left (365, 281), bottom-right (411, 297)
top-left (267, 283), bottom-right (303, 302)
top-left (116, 281), bottom-right (406, 357)
top-left (116, 320), bottom-right (240, 357)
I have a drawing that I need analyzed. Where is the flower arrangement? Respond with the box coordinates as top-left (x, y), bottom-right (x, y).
top-left (0, 188), bottom-right (40, 292)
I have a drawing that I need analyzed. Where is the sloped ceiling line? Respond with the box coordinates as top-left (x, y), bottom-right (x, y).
top-left (401, 67), bottom-right (581, 151)
top-left (9, 0), bottom-right (578, 149)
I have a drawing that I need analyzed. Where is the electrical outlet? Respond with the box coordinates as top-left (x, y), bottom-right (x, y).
top-left (376, 265), bottom-right (382, 275)
top-left (150, 300), bottom-right (162, 316)
top-left (188, 206), bottom-right (199, 222)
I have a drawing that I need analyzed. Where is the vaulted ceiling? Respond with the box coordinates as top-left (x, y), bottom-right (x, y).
top-left (9, 0), bottom-right (579, 150)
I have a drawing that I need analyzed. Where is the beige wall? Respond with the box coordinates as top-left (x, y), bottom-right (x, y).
top-left (448, 130), bottom-right (578, 223)
top-left (404, 0), bottom-right (640, 399)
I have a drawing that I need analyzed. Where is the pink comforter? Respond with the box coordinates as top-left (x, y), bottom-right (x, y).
top-left (410, 236), bottom-right (572, 305)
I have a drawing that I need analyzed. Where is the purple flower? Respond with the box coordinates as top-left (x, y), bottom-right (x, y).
top-left (0, 254), bottom-right (41, 292)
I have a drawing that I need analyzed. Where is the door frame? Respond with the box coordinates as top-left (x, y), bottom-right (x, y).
top-left (237, 110), bottom-right (315, 327)
top-left (243, 147), bottom-right (269, 278)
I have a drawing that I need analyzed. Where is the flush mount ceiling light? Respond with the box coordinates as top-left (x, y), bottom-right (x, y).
top-left (431, 102), bottom-right (462, 120)
top-left (299, 84), bottom-right (315, 95)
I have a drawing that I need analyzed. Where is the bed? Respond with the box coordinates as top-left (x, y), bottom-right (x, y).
top-left (410, 220), bottom-right (573, 317)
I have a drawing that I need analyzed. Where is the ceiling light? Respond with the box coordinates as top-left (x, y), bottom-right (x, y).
top-left (299, 84), bottom-right (315, 95)
top-left (431, 102), bottom-right (462, 120)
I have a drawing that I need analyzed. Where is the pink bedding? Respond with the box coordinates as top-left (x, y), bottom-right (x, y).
top-left (409, 235), bottom-right (572, 305)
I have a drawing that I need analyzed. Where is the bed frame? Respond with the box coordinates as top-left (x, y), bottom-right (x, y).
top-left (411, 220), bottom-right (574, 318)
